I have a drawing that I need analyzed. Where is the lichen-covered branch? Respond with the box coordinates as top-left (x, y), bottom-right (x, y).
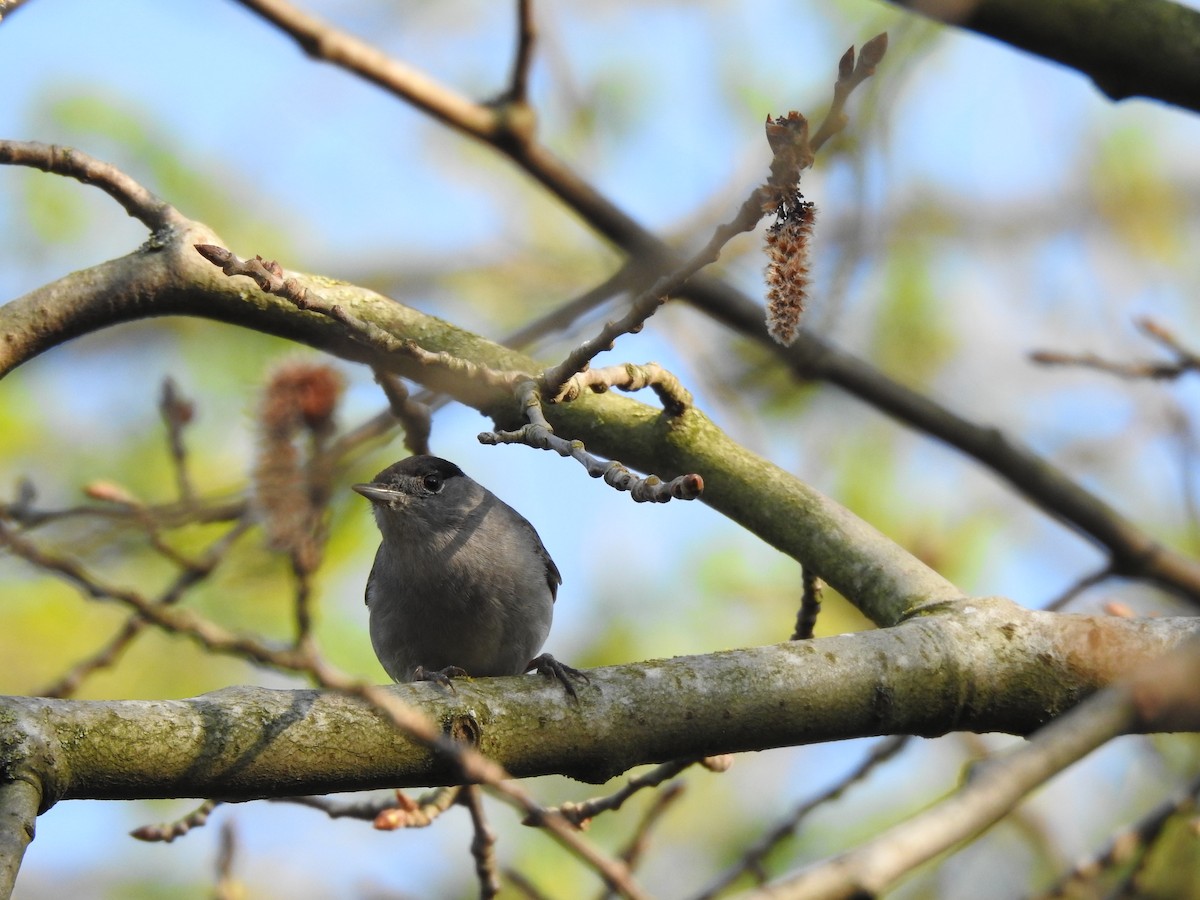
top-left (1, 602), bottom-right (1196, 808)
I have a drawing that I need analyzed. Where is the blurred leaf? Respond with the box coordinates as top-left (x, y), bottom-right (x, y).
top-left (23, 173), bottom-right (91, 243)
top-left (871, 243), bottom-right (954, 387)
top-left (1089, 125), bottom-right (1186, 264)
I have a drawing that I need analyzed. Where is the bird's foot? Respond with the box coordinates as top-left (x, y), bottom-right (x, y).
top-left (527, 653), bottom-right (589, 700)
top-left (412, 665), bottom-right (469, 692)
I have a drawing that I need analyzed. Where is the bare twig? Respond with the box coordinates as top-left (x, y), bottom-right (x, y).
top-left (1030, 349), bottom-right (1198, 380)
top-left (463, 786), bottom-right (502, 900)
top-left (374, 786), bottom-right (462, 830)
top-left (553, 363), bottom-right (693, 415)
top-left (0, 140), bottom-right (184, 231)
top-left (1042, 564), bottom-right (1114, 612)
top-left (698, 736), bottom-right (908, 898)
top-left (1035, 772), bottom-right (1200, 899)
top-left (537, 192), bottom-right (780, 398)
top-left (270, 792), bottom-right (417, 821)
top-left (505, 867), bottom-right (555, 900)
top-left (213, 819), bottom-right (241, 900)
top-left (1032, 316), bottom-right (1200, 381)
top-left (1, 490), bottom-right (245, 531)
top-left (39, 519), bottom-right (252, 698)
top-left (479, 381), bottom-right (703, 503)
top-left (598, 782), bottom-right (686, 900)
top-left (791, 569), bottom-right (823, 640)
top-left (809, 34), bottom-right (889, 154)
top-left (506, 0), bottom-right (536, 105)
top-left (131, 799), bottom-right (222, 843)
top-left (371, 368), bottom-right (432, 455)
top-left (159, 378), bottom-right (196, 504)
top-left (546, 757), bottom-right (705, 828)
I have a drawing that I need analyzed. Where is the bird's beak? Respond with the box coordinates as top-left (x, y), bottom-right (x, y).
top-left (352, 483), bottom-right (403, 504)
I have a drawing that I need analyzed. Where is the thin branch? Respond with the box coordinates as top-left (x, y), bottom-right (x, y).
top-left (506, 0), bottom-right (536, 104)
top-left (198, 245), bottom-right (531, 395)
top-left (371, 368), bottom-right (432, 456)
top-left (1029, 350), bottom-right (1198, 380)
top-left (0, 140), bottom-right (184, 231)
top-left (1, 490), bottom-right (245, 531)
top-left (553, 363), bottom-right (693, 414)
top-left (547, 757), bottom-right (705, 828)
top-left (270, 792), bottom-right (399, 821)
top-left (746, 641), bottom-right (1200, 899)
top-left (809, 34), bottom-right (888, 154)
top-left (39, 519), bottom-right (252, 698)
top-left (1042, 564), bottom-right (1114, 613)
top-left (1032, 316), bottom-right (1200, 381)
top-left (598, 782), bottom-right (687, 900)
top-left (500, 261), bottom-right (642, 350)
top-left (374, 786), bottom-right (462, 830)
top-left (506, 867), bottom-right (555, 900)
top-left (697, 736), bottom-right (909, 898)
top-left (131, 800), bottom-right (222, 843)
top-left (463, 786), bottom-right (502, 900)
top-left (159, 377), bottom-right (196, 504)
top-left (232, 0), bottom-right (500, 138)
top-left (536, 188), bottom-right (782, 398)
top-left (791, 569), bottom-right (823, 640)
top-left (479, 380), bottom-right (704, 503)
top-left (213, 820), bottom-right (240, 900)
top-left (1035, 772), bottom-right (1200, 899)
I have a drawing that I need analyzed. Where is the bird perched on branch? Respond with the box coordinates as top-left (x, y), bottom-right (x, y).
top-left (354, 455), bottom-right (585, 697)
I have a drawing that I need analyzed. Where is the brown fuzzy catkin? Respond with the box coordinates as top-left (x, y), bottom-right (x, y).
top-left (253, 362), bottom-right (343, 570)
top-left (764, 199), bottom-right (815, 346)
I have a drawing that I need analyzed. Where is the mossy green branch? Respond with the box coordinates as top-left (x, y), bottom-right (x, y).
top-left (0, 223), bottom-right (961, 622)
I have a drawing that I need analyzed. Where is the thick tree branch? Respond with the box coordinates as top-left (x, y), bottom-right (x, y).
top-left (1, 601), bottom-right (1196, 810)
top-left (0, 224), bottom-right (960, 622)
top-left (881, 0), bottom-right (1200, 113)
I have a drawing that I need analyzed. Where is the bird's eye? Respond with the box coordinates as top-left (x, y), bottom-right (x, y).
top-left (422, 473), bottom-right (443, 493)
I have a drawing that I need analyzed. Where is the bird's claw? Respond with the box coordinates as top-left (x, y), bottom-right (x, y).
top-left (528, 653), bottom-right (589, 700)
top-left (412, 665), bottom-right (470, 692)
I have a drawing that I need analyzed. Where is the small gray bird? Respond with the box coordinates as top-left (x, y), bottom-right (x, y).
top-left (353, 455), bottom-right (584, 696)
